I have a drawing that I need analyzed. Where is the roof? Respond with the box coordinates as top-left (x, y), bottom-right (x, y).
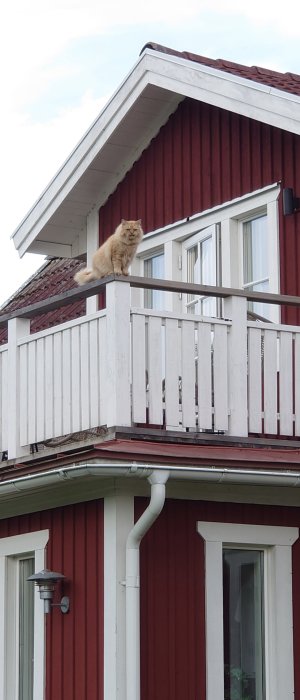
top-left (141, 42), bottom-right (300, 97)
top-left (11, 43), bottom-right (300, 261)
top-left (0, 257), bottom-right (85, 344)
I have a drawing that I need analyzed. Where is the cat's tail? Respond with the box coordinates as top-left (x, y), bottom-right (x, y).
top-left (74, 268), bottom-right (99, 286)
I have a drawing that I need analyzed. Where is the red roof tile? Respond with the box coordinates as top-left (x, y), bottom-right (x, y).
top-left (0, 257), bottom-right (85, 345)
top-left (141, 42), bottom-right (300, 97)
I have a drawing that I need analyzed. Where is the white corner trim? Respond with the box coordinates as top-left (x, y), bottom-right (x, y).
top-left (104, 493), bottom-right (134, 700)
top-left (197, 521), bottom-right (299, 700)
top-left (0, 529), bottom-right (49, 700)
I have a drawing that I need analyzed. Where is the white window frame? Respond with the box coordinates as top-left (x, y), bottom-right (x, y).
top-left (135, 183), bottom-right (280, 318)
top-left (0, 530), bottom-right (49, 700)
top-left (197, 521), bottom-right (298, 700)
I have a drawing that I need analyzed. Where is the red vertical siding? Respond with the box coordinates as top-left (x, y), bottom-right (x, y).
top-left (0, 500), bottom-right (104, 700)
top-left (137, 497), bottom-right (300, 700)
top-left (99, 97), bottom-right (300, 323)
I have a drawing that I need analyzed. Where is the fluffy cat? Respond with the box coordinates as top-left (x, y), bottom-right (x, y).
top-left (74, 219), bottom-right (143, 285)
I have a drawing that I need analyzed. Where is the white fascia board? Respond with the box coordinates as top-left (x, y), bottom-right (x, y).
top-left (12, 49), bottom-right (300, 257)
top-left (144, 50), bottom-right (300, 134)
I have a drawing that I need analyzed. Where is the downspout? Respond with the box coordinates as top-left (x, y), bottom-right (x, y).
top-left (125, 469), bottom-right (169, 700)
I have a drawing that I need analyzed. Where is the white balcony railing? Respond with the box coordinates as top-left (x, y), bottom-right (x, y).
top-left (1, 276), bottom-right (300, 461)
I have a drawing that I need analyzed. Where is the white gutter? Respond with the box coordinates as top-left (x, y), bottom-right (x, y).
top-left (125, 469), bottom-right (169, 700)
top-left (2, 461), bottom-right (300, 495)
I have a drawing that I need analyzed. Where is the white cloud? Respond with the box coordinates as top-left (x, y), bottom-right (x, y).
top-left (199, 0), bottom-right (300, 35)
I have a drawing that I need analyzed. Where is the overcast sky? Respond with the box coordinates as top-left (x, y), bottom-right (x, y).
top-left (1, 0), bottom-right (300, 305)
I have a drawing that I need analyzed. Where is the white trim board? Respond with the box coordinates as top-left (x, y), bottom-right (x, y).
top-left (11, 47), bottom-right (300, 258)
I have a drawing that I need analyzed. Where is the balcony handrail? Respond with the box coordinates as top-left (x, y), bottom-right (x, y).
top-left (0, 274), bottom-right (300, 327)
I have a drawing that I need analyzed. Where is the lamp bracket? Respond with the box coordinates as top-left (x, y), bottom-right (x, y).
top-left (51, 596), bottom-right (70, 614)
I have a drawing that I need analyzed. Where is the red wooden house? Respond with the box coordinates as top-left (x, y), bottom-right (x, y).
top-left (1, 42), bottom-right (300, 700)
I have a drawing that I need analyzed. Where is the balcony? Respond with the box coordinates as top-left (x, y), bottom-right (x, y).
top-left (1, 276), bottom-right (300, 462)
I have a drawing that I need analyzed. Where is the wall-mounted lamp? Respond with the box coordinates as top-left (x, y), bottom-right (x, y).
top-left (27, 569), bottom-right (70, 614)
top-left (283, 187), bottom-right (300, 215)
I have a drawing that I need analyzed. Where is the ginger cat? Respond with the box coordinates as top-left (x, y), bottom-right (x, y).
top-left (74, 219), bottom-right (143, 285)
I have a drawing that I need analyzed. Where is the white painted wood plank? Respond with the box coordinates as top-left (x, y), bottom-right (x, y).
top-left (8, 318), bottom-right (30, 459)
top-left (213, 324), bottom-right (228, 432)
top-left (279, 331), bottom-right (293, 435)
top-left (148, 316), bottom-right (163, 425)
top-left (71, 325), bottom-right (81, 433)
top-left (131, 314), bottom-right (147, 424)
top-left (80, 322), bottom-right (90, 430)
top-left (19, 344), bottom-right (28, 447)
top-left (44, 335), bottom-right (54, 439)
top-left (36, 338), bottom-right (45, 442)
top-left (295, 334), bottom-right (300, 436)
top-left (197, 322), bottom-right (212, 430)
top-left (263, 329), bottom-right (278, 434)
top-left (165, 318), bottom-right (180, 428)
top-left (181, 320), bottom-right (196, 429)
top-left (27, 341), bottom-right (37, 444)
top-left (89, 319), bottom-right (100, 428)
top-left (225, 296), bottom-right (248, 436)
top-left (99, 316), bottom-right (107, 426)
top-left (53, 333), bottom-right (63, 437)
top-left (62, 329), bottom-right (71, 436)
top-left (248, 327), bottom-right (263, 434)
top-left (106, 281), bottom-right (131, 426)
top-left (0, 354), bottom-right (2, 450)
top-left (1, 351), bottom-right (8, 451)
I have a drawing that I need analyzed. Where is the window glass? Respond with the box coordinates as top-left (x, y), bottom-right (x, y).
top-left (144, 253), bottom-right (165, 309)
top-left (242, 215), bottom-right (270, 318)
top-left (223, 548), bottom-right (265, 700)
top-left (185, 226), bottom-right (217, 316)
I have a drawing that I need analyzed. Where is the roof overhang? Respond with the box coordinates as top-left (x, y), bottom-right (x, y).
top-left (12, 48), bottom-right (300, 259)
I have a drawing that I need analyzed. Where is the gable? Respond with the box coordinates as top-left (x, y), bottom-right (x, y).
top-left (11, 46), bottom-right (300, 260)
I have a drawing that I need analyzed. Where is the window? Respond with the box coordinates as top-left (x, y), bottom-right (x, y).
top-left (137, 184), bottom-right (280, 321)
top-left (144, 252), bottom-right (165, 309)
top-left (241, 214), bottom-right (271, 319)
top-left (197, 522), bottom-right (298, 700)
top-left (223, 548), bottom-right (264, 700)
top-left (0, 530), bottom-right (49, 700)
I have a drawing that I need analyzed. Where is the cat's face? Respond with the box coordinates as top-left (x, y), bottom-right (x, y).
top-left (120, 219), bottom-right (143, 242)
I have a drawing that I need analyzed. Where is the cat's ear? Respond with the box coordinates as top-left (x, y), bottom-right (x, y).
top-left (137, 219), bottom-right (142, 225)
top-left (121, 219), bottom-right (126, 224)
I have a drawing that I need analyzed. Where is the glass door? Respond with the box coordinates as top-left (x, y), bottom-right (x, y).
top-left (182, 224), bottom-right (218, 316)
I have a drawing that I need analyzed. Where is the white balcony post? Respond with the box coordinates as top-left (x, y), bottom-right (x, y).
top-left (224, 295), bottom-right (248, 436)
top-left (7, 317), bottom-right (31, 460)
top-left (106, 280), bottom-right (131, 427)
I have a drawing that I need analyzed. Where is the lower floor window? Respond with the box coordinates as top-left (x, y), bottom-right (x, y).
top-left (223, 548), bottom-right (264, 700)
top-left (197, 521), bottom-right (298, 700)
top-left (0, 530), bottom-right (49, 700)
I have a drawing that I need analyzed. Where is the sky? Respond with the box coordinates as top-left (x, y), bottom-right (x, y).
top-left (1, 0), bottom-right (300, 306)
